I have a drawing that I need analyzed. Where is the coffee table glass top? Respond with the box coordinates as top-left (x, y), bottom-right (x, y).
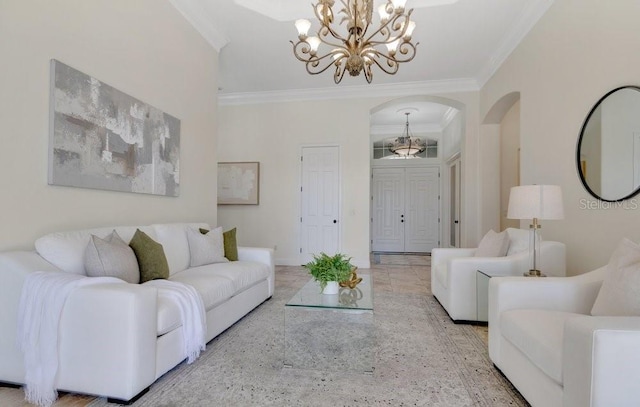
top-left (285, 274), bottom-right (373, 310)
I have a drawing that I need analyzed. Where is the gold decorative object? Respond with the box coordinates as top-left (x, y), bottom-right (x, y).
top-left (340, 267), bottom-right (363, 289)
top-left (291, 0), bottom-right (418, 84)
top-left (339, 287), bottom-right (363, 306)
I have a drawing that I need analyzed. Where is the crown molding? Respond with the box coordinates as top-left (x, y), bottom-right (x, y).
top-left (475, 0), bottom-right (555, 88)
top-left (218, 78), bottom-right (480, 106)
top-left (169, 0), bottom-right (229, 52)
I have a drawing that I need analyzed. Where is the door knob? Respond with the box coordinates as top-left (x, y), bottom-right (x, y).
top-left (454, 220), bottom-right (459, 224)
top-left (333, 220), bottom-right (337, 224)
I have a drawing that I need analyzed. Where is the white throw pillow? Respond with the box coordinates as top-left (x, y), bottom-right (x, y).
top-left (505, 228), bottom-right (530, 256)
top-left (475, 229), bottom-right (510, 257)
top-left (591, 238), bottom-right (640, 316)
top-left (84, 230), bottom-right (140, 284)
top-left (187, 227), bottom-right (228, 267)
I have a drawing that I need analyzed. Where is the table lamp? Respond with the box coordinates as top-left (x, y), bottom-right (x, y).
top-left (507, 185), bottom-right (564, 276)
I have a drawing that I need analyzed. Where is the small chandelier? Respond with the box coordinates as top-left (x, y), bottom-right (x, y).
top-left (291, 0), bottom-right (418, 84)
top-left (389, 112), bottom-right (425, 157)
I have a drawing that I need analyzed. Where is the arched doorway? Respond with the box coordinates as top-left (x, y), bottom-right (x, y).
top-left (369, 96), bottom-right (465, 253)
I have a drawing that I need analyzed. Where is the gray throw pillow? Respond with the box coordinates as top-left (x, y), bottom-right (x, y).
top-left (85, 230), bottom-right (140, 284)
top-left (187, 227), bottom-right (228, 267)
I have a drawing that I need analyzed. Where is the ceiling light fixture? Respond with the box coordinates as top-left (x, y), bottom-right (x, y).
top-left (291, 0), bottom-right (418, 84)
top-left (389, 112), bottom-right (425, 157)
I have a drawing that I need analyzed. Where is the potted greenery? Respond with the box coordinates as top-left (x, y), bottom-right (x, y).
top-left (304, 252), bottom-right (354, 294)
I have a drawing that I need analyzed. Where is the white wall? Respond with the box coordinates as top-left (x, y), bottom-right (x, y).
top-left (443, 111), bottom-right (463, 161)
top-left (500, 100), bottom-right (520, 230)
top-left (480, 0), bottom-right (640, 274)
top-left (218, 92), bottom-right (480, 267)
top-left (0, 1), bottom-right (219, 250)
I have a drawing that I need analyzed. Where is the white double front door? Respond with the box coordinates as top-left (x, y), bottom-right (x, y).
top-left (371, 167), bottom-right (439, 253)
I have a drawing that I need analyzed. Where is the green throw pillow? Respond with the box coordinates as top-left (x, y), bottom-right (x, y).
top-left (129, 229), bottom-right (170, 283)
top-left (200, 227), bottom-right (239, 261)
top-left (223, 228), bottom-right (238, 261)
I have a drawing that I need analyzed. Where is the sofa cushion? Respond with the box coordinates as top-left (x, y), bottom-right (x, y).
top-left (475, 229), bottom-right (510, 257)
top-left (200, 261), bottom-right (270, 293)
top-left (170, 269), bottom-right (235, 311)
top-left (35, 226), bottom-right (155, 275)
top-left (130, 229), bottom-right (170, 283)
top-left (187, 227), bottom-right (227, 267)
top-left (591, 238), bottom-right (640, 316)
top-left (501, 309), bottom-right (583, 385)
top-left (85, 231), bottom-right (140, 284)
top-left (152, 223), bottom-right (210, 275)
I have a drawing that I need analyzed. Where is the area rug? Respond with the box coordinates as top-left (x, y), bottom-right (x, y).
top-left (89, 289), bottom-right (527, 407)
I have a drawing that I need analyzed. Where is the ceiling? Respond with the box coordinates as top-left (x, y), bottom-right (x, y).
top-left (169, 0), bottom-right (553, 125)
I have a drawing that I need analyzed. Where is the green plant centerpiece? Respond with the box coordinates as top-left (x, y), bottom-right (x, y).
top-left (304, 252), bottom-right (354, 293)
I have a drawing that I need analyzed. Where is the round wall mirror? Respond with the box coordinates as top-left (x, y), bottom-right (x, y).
top-left (577, 86), bottom-right (640, 202)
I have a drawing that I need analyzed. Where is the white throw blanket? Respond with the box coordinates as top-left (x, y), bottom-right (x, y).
top-left (17, 272), bottom-right (124, 407)
top-left (146, 279), bottom-right (207, 363)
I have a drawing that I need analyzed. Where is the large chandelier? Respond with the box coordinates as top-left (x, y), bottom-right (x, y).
top-left (389, 112), bottom-right (425, 157)
top-left (291, 0), bottom-right (418, 84)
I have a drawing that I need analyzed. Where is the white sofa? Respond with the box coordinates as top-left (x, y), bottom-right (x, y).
top-left (489, 268), bottom-right (640, 407)
top-left (431, 228), bottom-right (566, 322)
top-left (0, 222), bottom-right (274, 403)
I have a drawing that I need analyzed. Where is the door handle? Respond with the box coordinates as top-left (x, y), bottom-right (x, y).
top-left (454, 220), bottom-right (459, 224)
top-left (333, 220), bottom-right (337, 224)
top-left (401, 220), bottom-right (404, 223)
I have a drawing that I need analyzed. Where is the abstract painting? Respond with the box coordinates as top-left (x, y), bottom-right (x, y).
top-left (48, 60), bottom-right (180, 196)
top-left (217, 162), bottom-right (260, 205)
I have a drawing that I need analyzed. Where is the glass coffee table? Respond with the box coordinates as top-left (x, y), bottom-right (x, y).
top-left (284, 274), bottom-right (374, 373)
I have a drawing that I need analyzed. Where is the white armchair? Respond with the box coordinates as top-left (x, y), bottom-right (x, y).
top-left (431, 228), bottom-right (566, 322)
top-left (488, 267), bottom-right (640, 407)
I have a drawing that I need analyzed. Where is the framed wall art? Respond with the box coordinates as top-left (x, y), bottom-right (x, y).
top-left (48, 59), bottom-right (180, 196)
top-left (217, 162), bottom-right (260, 205)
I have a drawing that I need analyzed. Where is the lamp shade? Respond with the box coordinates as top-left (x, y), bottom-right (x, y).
top-left (507, 185), bottom-right (564, 220)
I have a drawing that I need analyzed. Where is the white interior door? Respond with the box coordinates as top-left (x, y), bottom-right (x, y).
top-left (300, 146), bottom-right (340, 263)
top-left (448, 159), bottom-right (461, 247)
top-left (371, 168), bottom-right (404, 252)
top-left (405, 167), bottom-right (439, 252)
top-left (371, 167), bottom-right (440, 253)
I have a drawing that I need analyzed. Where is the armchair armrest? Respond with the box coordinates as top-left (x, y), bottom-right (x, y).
top-left (488, 267), bottom-right (607, 364)
top-left (57, 283), bottom-right (158, 401)
top-left (238, 247), bottom-right (274, 296)
top-left (431, 247), bottom-right (475, 268)
top-left (564, 316), bottom-right (640, 407)
top-left (442, 254), bottom-right (529, 321)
